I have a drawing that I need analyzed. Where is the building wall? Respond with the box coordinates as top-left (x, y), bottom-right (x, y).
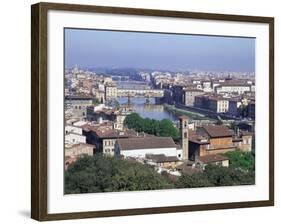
top-left (215, 85), bottom-right (251, 94)
top-left (65, 133), bottom-right (86, 144)
top-left (184, 90), bottom-right (204, 106)
top-left (248, 102), bottom-right (255, 119)
top-left (200, 146), bottom-right (236, 156)
top-left (65, 125), bottom-right (83, 135)
top-left (118, 147), bottom-right (178, 158)
top-left (176, 149), bottom-right (183, 159)
top-left (65, 99), bottom-right (93, 118)
top-left (65, 144), bottom-right (94, 157)
top-left (105, 86), bottom-right (117, 100)
top-left (238, 135), bottom-right (252, 152)
top-left (103, 139), bottom-right (116, 156)
top-left (228, 100), bottom-right (241, 116)
top-left (209, 137), bottom-right (233, 148)
top-left (172, 86), bottom-right (184, 104)
top-left (194, 95), bottom-right (209, 109)
top-left (179, 118), bottom-right (189, 160)
top-left (114, 114), bottom-right (126, 130)
top-left (209, 99), bottom-right (229, 113)
top-left (217, 100), bottom-right (229, 113)
top-left (188, 142), bottom-right (202, 160)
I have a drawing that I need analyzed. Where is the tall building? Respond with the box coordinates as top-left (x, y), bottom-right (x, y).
top-left (183, 89), bottom-right (204, 106)
top-left (105, 83), bottom-right (117, 100)
top-left (179, 116), bottom-right (189, 160)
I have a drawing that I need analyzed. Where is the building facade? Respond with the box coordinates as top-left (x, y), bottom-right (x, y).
top-left (215, 84), bottom-right (251, 94)
top-left (183, 89), bottom-right (204, 106)
top-left (115, 137), bottom-right (180, 159)
top-left (105, 84), bottom-right (118, 100)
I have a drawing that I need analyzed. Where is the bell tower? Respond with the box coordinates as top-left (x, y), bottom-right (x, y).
top-left (179, 115), bottom-right (189, 160)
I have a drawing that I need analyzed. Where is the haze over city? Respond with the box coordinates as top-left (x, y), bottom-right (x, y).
top-left (65, 28), bottom-right (255, 73)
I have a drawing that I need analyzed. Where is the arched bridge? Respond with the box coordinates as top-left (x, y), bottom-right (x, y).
top-left (117, 89), bottom-right (164, 98)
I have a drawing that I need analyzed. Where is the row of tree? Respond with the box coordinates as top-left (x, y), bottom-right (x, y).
top-left (65, 151), bottom-right (255, 194)
top-left (123, 113), bottom-right (179, 141)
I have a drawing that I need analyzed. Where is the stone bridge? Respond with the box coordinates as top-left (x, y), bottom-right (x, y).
top-left (117, 89), bottom-right (164, 98)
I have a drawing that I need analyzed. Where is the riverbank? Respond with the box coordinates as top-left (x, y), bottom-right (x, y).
top-left (163, 104), bottom-right (216, 121)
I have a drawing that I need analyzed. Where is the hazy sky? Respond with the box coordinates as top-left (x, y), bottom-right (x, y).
top-left (65, 28), bottom-right (255, 72)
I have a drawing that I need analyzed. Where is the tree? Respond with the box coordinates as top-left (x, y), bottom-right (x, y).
top-left (224, 151), bottom-right (255, 172)
top-left (124, 113), bottom-right (179, 141)
top-left (204, 165), bottom-right (254, 186)
top-left (159, 119), bottom-right (179, 141)
top-left (176, 173), bottom-right (212, 188)
top-left (65, 155), bottom-right (174, 194)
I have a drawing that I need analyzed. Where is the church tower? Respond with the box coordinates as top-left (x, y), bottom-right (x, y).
top-left (179, 115), bottom-right (189, 160)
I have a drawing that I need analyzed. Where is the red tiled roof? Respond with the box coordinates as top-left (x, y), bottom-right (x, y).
top-left (202, 125), bottom-right (233, 138)
top-left (198, 154), bottom-right (229, 163)
top-left (117, 137), bottom-right (177, 151)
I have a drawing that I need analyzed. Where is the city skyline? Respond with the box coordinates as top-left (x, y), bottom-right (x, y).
top-left (65, 28), bottom-right (255, 73)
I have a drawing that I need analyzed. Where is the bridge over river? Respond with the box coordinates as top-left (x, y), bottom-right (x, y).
top-left (117, 88), bottom-right (164, 98)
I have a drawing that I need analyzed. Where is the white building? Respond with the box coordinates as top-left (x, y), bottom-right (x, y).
top-left (115, 137), bottom-right (181, 159)
top-left (65, 143), bottom-right (95, 157)
top-left (65, 124), bottom-right (86, 144)
top-left (65, 132), bottom-right (86, 144)
top-left (65, 124), bottom-right (83, 135)
top-left (215, 84), bottom-right (251, 94)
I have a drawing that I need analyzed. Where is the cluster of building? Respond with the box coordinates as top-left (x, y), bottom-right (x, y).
top-left (152, 71), bottom-right (255, 119)
top-left (64, 67), bottom-right (254, 176)
top-left (65, 109), bottom-right (252, 176)
top-left (65, 66), bottom-right (118, 105)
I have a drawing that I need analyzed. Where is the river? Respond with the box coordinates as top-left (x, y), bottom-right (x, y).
top-left (117, 97), bottom-right (177, 121)
top-left (116, 81), bottom-right (210, 122)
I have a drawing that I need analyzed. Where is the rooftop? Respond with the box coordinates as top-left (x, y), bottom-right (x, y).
top-left (201, 125), bottom-right (234, 138)
top-left (197, 154), bottom-right (229, 163)
top-left (93, 127), bottom-right (128, 139)
top-left (117, 137), bottom-right (177, 151)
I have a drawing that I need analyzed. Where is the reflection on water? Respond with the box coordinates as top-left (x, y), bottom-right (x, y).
top-left (117, 97), bottom-right (177, 121)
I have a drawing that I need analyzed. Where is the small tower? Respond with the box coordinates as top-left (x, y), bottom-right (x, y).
top-left (179, 115), bottom-right (189, 160)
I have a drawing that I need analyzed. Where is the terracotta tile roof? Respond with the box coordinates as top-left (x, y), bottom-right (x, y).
top-left (198, 154), bottom-right (229, 163)
top-left (188, 130), bottom-right (210, 144)
top-left (202, 125), bottom-right (233, 138)
top-left (94, 128), bottom-right (128, 139)
top-left (117, 137), bottom-right (177, 151)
